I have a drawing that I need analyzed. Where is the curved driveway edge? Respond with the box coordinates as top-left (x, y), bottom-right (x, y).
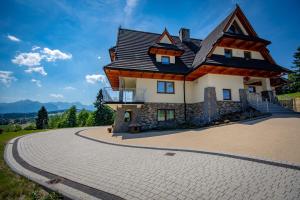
top-left (5, 128), bottom-right (300, 200)
top-left (4, 129), bottom-right (124, 200)
top-left (76, 130), bottom-right (300, 171)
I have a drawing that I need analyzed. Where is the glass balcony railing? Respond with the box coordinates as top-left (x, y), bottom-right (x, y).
top-left (102, 87), bottom-right (146, 103)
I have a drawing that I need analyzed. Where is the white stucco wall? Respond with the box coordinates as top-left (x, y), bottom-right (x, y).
top-left (156, 54), bottom-right (175, 64)
top-left (192, 74), bottom-right (244, 102)
top-left (213, 46), bottom-right (264, 60)
top-left (136, 78), bottom-right (185, 103)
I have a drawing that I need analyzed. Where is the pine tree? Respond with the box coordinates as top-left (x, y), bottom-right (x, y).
top-left (94, 89), bottom-right (114, 125)
top-left (290, 46), bottom-right (300, 92)
top-left (36, 106), bottom-right (48, 129)
top-left (77, 109), bottom-right (90, 126)
top-left (66, 106), bottom-right (77, 127)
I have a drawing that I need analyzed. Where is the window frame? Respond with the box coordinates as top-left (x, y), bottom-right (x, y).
top-left (157, 81), bottom-right (175, 94)
top-left (244, 51), bottom-right (251, 60)
top-left (224, 49), bottom-right (233, 58)
top-left (161, 56), bottom-right (170, 64)
top-left (157, 109), bottom-right (175, 122)
top-left (222, 89), bottom-right (232, 101)
top-left (248, 86), bottom-right (256, 93)
top-left (124, 111), bottom-right (132, 122)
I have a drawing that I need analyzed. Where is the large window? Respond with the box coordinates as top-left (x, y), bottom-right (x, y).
top-left (157, 109), bottom-right (175, 121)
top-left (161, 56), bottom-right (170, 64)
top-left (223, 89), bottom-right (232, 100)
top-left (157, 81), bottom-right (174, 94)
top-left (224, 49), bottom-right (232, 58)
top-left (244, 51), bottom-right (251, 60)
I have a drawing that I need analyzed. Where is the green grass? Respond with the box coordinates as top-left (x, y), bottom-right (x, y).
top-left (277, 92), bottom-right (300, 100)
top-left (0, 129), bottom-right (62, 200)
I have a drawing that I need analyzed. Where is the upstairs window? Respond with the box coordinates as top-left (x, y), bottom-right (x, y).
top-left (223, 89), bottom-right (232, 100)
top-left (157, 81), bottom-right (174, 94)
top-left (224, 49), bottom-right (232, 58)
top-left (244, 51), bottom-right (251, 60)
top-left (161, 56), bottom-right (170, 64)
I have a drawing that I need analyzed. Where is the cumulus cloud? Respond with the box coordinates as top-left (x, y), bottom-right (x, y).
top-left (12, 52), bottom-right (42, 67)
top-left (25, 66), bottom-right (47, 76)
top-left (63, 86), bottom-right (76, 90)
top-left (7, 34), bottom-right (21, 42)
top-left (0, 71), bottom-right (17, 87)
top-left (31, 79), bottom-right (42, 87)
top-left (42, 47), bottom-right (72, 62)
top-left (50, 93), bottom-right (64, 98)
top-left (85, 74), bottom-right (107, 85)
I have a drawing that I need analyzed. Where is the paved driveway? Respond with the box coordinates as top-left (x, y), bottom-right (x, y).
top-left (5, 127), bottom-right (300, 200)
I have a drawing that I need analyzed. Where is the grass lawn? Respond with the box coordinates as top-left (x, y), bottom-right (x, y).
top-left (0, 129), bottom-right (61, 200)
top-left (277, 92), bottom-right (300, 100)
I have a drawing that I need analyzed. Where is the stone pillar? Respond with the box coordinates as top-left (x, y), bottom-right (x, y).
top-left (239, 89), bottom-right (249, 111)
top-left (203, 87), bottom-right (218, 123)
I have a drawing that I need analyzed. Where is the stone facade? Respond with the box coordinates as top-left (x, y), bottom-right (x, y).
top-left (217, 101), bottom-right (242, 115)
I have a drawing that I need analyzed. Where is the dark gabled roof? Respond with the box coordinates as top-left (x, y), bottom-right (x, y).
top-left (104, 28), bottom-right (202, 74)
top-left (150, 43), bottom-right (184, 52)
top-left (192, 8), bottom-right (235, 68)
top-left (205, 55), bottom-right (290, 72)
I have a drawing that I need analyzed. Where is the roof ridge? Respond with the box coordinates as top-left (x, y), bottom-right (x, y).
top-left (119, 28), bottom-right (202, 41)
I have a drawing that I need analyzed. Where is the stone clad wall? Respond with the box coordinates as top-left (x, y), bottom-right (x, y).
top-left (217, 101), bottom-right (242, 115)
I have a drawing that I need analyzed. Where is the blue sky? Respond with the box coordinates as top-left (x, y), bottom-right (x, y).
top-left (0, 0), bottom-right (299, 105)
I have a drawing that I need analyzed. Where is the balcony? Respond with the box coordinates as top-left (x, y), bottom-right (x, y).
top-left (102, 87), bottom-right (146, 104)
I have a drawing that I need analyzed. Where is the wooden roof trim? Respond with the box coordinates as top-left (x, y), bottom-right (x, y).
top-left (157, 28), bottom-right (176, 44)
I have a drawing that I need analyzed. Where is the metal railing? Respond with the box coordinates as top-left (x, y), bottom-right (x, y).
top-left (102, 87), bottom-right (146, 103)
top-left (247, 92), bottom-right (269, 112)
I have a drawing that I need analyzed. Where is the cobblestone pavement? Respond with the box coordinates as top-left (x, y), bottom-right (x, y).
top-left (6, 128), bottom-right (300, 200)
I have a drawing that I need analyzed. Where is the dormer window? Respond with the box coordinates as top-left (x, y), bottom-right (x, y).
top-left (161, 56), bottom-right (170, 64)
top-left (224, 49), bottom-right (232, 58)
top-left (244, 51), bottom-right (251, 60)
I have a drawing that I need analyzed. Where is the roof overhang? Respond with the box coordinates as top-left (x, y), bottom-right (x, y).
top-left (148, 46), bottom-right (184, 56)
top-left (104, 67), bottom-right (185, 88)
top-left (186, 64), bottom-right (283, 81)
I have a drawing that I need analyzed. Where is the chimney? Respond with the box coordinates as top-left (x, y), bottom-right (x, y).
top-left (179, 28), bottom-right (190, 42)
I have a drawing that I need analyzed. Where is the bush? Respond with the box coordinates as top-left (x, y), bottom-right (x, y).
top-left (24, 124), bottom-right (36, 130)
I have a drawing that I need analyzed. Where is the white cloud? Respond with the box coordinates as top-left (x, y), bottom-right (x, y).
top-left (63, 86), bottom-right (76, 90)
top-left (50, 93), bottom-right (64, 98)
top-left (25, 66), bottom-right (47, 76)
top-left (0, 71), bottom-right (17, 87)
top-left (32, 46), bottom-right (40, 51)
top-left (85, 74), bottom-right (107, 85)
top-left (97, 56), bottom-right (101, 60)
top-left (7, 34), bottom-right (21, 42)
top-left (12, 52), bottom-right (42, 67)
top-left (31, 79), bottom-right (42, 87)
top-left (42, 47), bottom-right (72, 62)
top-left (124, 0), bottom-right (138, 16)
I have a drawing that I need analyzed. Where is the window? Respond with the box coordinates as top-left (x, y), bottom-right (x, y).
top-left (161, 56), bottom-right (170, 64)
top-left (157, 81), bottom-right (174, 94)
top-left (124, 111), bottom-right (132, 122)
top-left (228, 21), bottom-right (244, 35)
top-left (223, 89), bottom-right (232, 100)
top-left (157, 109), bottom-right (175, 121)
top-left (224, 49), bottom-right (232, 58)
top-left (244, 51), bottom-right (251, 60)
top-left (248, 86), bottom-right (256, 93)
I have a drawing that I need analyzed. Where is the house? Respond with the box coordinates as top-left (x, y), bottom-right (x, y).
top-left (103, 5), bottom-right (290, 133)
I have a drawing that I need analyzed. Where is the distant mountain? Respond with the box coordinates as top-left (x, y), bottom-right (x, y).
top-left (0, 100), bottom-right (94, 114)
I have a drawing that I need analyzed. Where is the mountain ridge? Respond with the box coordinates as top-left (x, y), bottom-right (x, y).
top-left (0, 99), bottom-right (94, 114)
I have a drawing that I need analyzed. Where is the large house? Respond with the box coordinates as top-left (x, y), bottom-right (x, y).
top-left (103, 5), bottom-right (289, 133)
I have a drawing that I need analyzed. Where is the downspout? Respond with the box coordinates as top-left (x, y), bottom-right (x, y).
top-left (184, 75), bottom-right (186, 122)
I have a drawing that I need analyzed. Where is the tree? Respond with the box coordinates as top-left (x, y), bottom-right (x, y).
top-left (289, 46), bottom-right (300, 92)
top-left (36, 106), bottom-right (48, 129)
top-left (77, 109), bottom-right (90, 127)
top-left (94, 89), bottom-right (114, 125)
top-left (66, 106), bottom-right (77, 127)
top-left (86, 112), bottom-right (95, 126)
